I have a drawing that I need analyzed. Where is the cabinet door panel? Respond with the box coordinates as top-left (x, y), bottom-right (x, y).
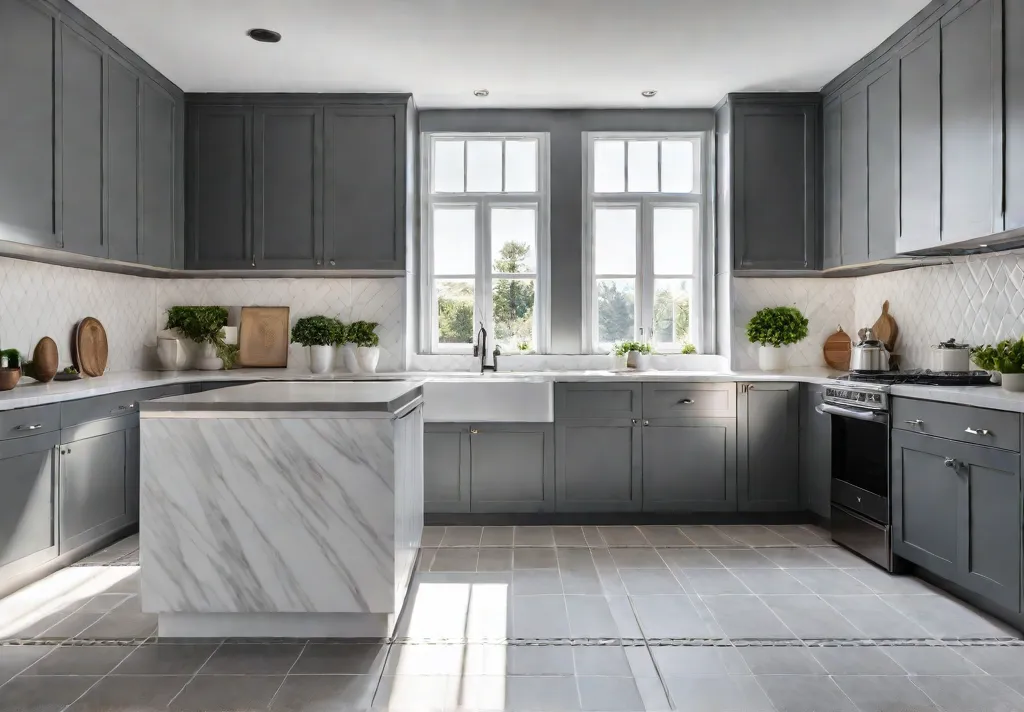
top-left (60, 429), bottom-right (128, 552)
top-left (141, 80), bottom-right (176, 268)
top-left (470, 426), bottom-right (553, 513)
top-left (126, 425), bottom-right (140, 523)
top-left (799, 384), bottom-right (831, 519)
top-left (898, 26), bottom-right (941, 252)
top-left (0, 435), bottom-right (56, 570)
top-left (424, 426), bottom-right (470, 513)
top-left (867, 63), bottom-right (899, 261)
top-left (822, 97), bottom-right (842, 269)
top-left (840, 87), bottom-right (868, 265)
top-left (106, 56), bottom-right (139, 263)
top-left (738, 383), bottom-right (799, 511)
top-left (61, 23), bottom-right (105, 258)
top-left (556, 420), bottom-right (640, 512)
top-left (642, 418), bottom-right (736, 512)
top-left (1006, 0), bottom-right (1024, 230)
top-left (962, 455), bottom-right (1020, 611)
top-left (0, 0), bottom-right (57, 246)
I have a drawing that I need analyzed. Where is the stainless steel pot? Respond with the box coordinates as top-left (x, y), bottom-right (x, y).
top-left (850, 327), bottom-right (891, 372)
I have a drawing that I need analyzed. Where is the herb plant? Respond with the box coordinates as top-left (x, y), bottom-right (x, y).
top-left (970, 344), bottom-right (998, 371)
top-left (746, 307), bottom-right (809, 347)
top-left (165, 306), bottom-right (229, 345)
top-left (614, 341), bottom-right (652, 356)
top-left (979, 338), bottom-right (1024, 374)
top-left (680, 343), bottom-right (697, 355)
top-left (290, 316), bottom-right (343, 347)
top-left (348, 321), bottom-right (380, 348)
top-left (0, 348), bottom-right (21, 368)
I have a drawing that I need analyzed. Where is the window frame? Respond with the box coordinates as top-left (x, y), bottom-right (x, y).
top-left (582, 131), bottom-right (709, 353)
top-left (420, 132), bottom-right (551, 354)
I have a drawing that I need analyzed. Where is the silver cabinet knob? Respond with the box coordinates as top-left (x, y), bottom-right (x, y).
top-left (469, 428), bottom-right (479, 434)
top-left (643, 420), bottom-right (650, 426)
top-left (943, 457), bottom-right (956, 468)
top-left (904, 419), bottom-right (923, 426)
top-left (965, 427), bottom-right (991, 436)
top-left (316, 259), bottom-right (322, 266)
top-left (631, 419), bottom-right (638, 425)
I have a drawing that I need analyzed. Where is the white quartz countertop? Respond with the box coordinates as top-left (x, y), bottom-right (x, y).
top-left (888, 382), bottom-right (1020, 412)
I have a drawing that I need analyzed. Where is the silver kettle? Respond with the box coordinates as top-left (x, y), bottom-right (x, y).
top-left (850, 327), bottom-right (891, 372)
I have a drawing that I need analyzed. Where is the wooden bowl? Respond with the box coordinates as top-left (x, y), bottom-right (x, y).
top-left (0, 368), bottom-right (22, 391)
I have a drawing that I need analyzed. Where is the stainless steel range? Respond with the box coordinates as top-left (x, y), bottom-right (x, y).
top-left (816, 370), bottom-right (992, 571)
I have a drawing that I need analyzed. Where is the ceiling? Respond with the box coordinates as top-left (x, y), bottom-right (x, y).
top-left (74, 0), bottom-right (932, 108)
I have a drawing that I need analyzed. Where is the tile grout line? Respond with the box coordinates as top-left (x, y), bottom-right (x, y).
top-left (623, 591), bottom-right (677, 711)
top-left (553, 545), bottom-right (585, 712)
top-left (58, 633), bottom-right (156, 712)
top-left (164, 638), bottom-right (225, 709)
top-left (266, 639), bottom-right (308, 709)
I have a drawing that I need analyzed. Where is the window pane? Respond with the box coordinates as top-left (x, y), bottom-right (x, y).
top-left (436, 279), bottom-right (475, 344)
top-left (594, 207), bottom-right (636, 274)
top-left (466, 140), bottom-right (502, 192)
top-left (661, 140), bottom-right (694, 193)
top-left (627, 140), bottom-right (659, 192)
top-left (432, 206), bottom-right (476, 275)
top-left (433, 140), bottom-right (464, 193)
top-left (597, 278), bottom-right (635, 346)
top-left (492, 277), bottom-right (535, 352)
top-left (504, 139), bottom-right (537, 192)
top-left (653, 206), bottom-right (695, 275)
top-left (653, 279), bottom-right (692, 345)
top-left (594, 140), bottom-right (625, 192)
top-left (491, 208), bottom-right (536, 274)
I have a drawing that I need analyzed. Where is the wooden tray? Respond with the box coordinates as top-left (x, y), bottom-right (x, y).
top-left (238, 307), bottom-right (290, 367)
top-left (823, 326), bottom-right (852, 371)
top-left (872, 300), bottom-right (899, 353)
top-left (74, 317), bottom-right (108, 377)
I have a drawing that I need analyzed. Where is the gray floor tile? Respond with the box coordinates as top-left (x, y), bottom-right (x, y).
top-left (514, 569), bottom-right (564, 595)
top-left (565, 595), bottom-right (634, 638)
top-left (481, 526), bottom-right (514, 547)
top-left (636, 676), bottom-right (673, 711)
top-left (760, 546), bottom-right (832, 568)
top-left (633, 595), bottom-right (720, 638)
top-left (958, 646), bottom-right (1024, 675)
top-left (291, 642), bottom-right (388, 675)
top-left (430, 547), bottom-right (479, 572)
top-left (710, 548), bottom-right (776, 568)
top-left (508, 645), bottom-right (575, 675)
top-left (769, 525), bottom-right (834, 547)
top-left (513, 595), bottom-right (571, 638)
top-left (15, 609), bottom-right (83, 639)
top-left (385, 643), bottom-right (505, 676)
top-left (683, 569), bottom-right (751, 595)
top-left (609, 548), bottom-right (665, 569)
top-left (678, 526), bottom-right (739, 547)
top-left (100, 570), bottom-right (140, 595)
top-left (0, 674), bottom-right (99, 712)
top-left (515, 547), bottom-right (559, 570)
top-left (553, 526), bottom-right (589, 547)
top-left (0, 644), bottom-right (55, 684)
top-left (79, 593), bottom-right (134, 613)
top-left (582, 526), bottom-right (607, 547)
top-left (560, 569), bottom-right (604, 595)
top-left (739, 646), bottom-right (826, 674)
top-left (78, 611), bottom-right (156, 639)
top-left (809, 645), bottom-right (906, 675)
top-left (22, 644), bottom-right (134, 675)
top-left (67, 674), bottom-right (190, 711)
top-left (832, 675), bottom-right (939, 712)
top-left (169, 674), bottom-right (284, 711)
top-left (846, 567), bottom-right (937, 594)
top-left (478, 547), bottom-right (515, 571)
top-left (558, 548), bottom-right (598, 570)
top-left (598, 526), bottom-right (648, 547)
top-left (417, 546), bottom-right (437, 571)
top-left (731, 568), bottom-right (812, 594)
top-left (787, 568), bottom-right (874, 595)
top-left (664, 674), bottom-right (775, 712)
top-left (714, 525), bottom-right (791, 547)
top-left (997, 676), bottom-right (1024, 697)
top-left (515, 526), bottom-right (556, 547)
top-left (619, 569), bottom-right (686, 595)
top-left (658, 548), bottom-right (723, 570)
top-left (639, 526), bottom-right (693, 547)
top-left (761, 595), bottom-right (863, 638)
top-left (503, 674), bottom-right (582, 711)
top-left (820, 595), bottom-right (931, 639)
top-left (882, 593), bottom-right (1020, 638)
top-left (624, 646), bottom-right (660, 677)
top-left (421, 526), bottom-right (445, 547)
top-left (115, 643), bottom-right (218, 674)
top-left (199, 643), bottom-right (304, 674)
top-left (573, 645), bottom-right (633, 675)
top-left (578, 675), bottom-right (644, 711)
top-left (270, 674), bottom-right (379, 711)
top-left (440, 525), bottom-right (483, 547)
top-left (813, 546), bottom-right (875, 568)
top-left (884, 646), bottom-right (985, 675)
top-left (652, 646), bottom-right (750, 676)
top-left (757, 673), bottom-right (859, 712)
top-left (373, 673), bottom-right (452, 710)
top-left (911, 675), bottom-right (1024, 712)
top-left (700, 595), bottom-right (794, 639)
top-left (590, 549), bottom-right (625, 594)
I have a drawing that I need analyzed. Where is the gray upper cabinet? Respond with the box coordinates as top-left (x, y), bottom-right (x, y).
top-left (737, 382), bottom-right (800, 512)
top-left (897, 23), bottom-right (942, 253)
top-left (822, 96), bottom-right (842, 269)
top-left (799, 384), bottom-right (831, 520)
top-left (840, 83), bottom-right (868, 266)
top-left (556, 419), bottom-right (641, 512)
top-left (106, 55), bottom-right (140, 263)
top-left (186, 104), bottom-right (253, 269)
top-left (469, 424), bottom-right (554, 513)
top-left (140, 79), bottom-right (179, 269)
top-left (0, 0), bottom-right (58, 248)
top-left (1006, 0), bottom-right (1024, 231)
top-left (424, 424), bottom-right (471, 514)
top-left (866, 60), bottom-right (900, 262)
top-left (0, 431), bottom-right (59, 576)
top-left (60, 21), bottom-right (105, 258)
top-left (254, 106), bottom-right (323, 269)
top-left (722, 94), bottom-right (821, 272)
top-left (642, 418), bottom-right (737, 512)
top-left (940, 0), bottom-right (1002, 243)
top-left (323, 105), bottom-right (406, 270)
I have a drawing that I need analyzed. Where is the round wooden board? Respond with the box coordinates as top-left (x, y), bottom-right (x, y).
top-left (75, 317), bottom-right (108, 377)
top-left (823, 326), bottom-right (852, 371)
top-left (872, 300), bottom-right (899, 352)
top-left (32, 336), bottom-right (58, 383)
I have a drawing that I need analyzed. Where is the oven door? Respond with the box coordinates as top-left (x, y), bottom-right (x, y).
top-left (815, 402), bottom-right (890, 524)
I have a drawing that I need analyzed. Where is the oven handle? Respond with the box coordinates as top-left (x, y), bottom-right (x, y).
top-left (815, 403), bottom-right (888, 424)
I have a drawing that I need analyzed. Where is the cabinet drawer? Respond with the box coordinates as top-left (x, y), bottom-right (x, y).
top-left (61, 391), bottom-right (142, 428)
top-left (642, 383), bottom-right (736, 418)
top-left (555, 384), bottom-right (641, 419)
top-left (0, 405), bottom-right (61, 441)
top-left (892, 398), bottom-right (1020, 451)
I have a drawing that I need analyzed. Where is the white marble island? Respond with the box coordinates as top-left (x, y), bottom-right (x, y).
top-left (138, 381), bottom-right (424, 639)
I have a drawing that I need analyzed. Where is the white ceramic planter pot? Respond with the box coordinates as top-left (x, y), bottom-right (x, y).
top-left (195, 342), bottom-right (223, 371)
top-left (357, 346), bottom-right (380, 373)
top-left (631, 352), bottom-right (650, 371)
top-left (308, 345), bottom-right (334, 374)
top-left (341, 344), bottom-right (360, 373)
top-left (758, 345), bottom-right (787, 371)
top-left (156, 337), bottom-right (187, 371)
top-left (612, 354), bottom-right (628, 371)
top-left (1001, 373), bottom-right (1024, 392)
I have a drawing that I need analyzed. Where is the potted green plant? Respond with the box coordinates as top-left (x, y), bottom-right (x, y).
top-left (0, 348), bottom-right (22, 391)
top-left (746, 306), bottom-right (809, 371)
top-left (614, 341), bottom-right (652, 371)
top-left (970, 344), bottom-right (1000, 384)
top-left (350, 321), bottom-right (381, 373)
top-left (982, 338), bottom-right (1024, 392)
top-left (291, 316), bottom-right (343, 374)
top-left (680, 343), bottom-right (697, 355)
top-left (336, 322), bottom-right (360, 373)
top-left (165, 306), bottom-right (230, 371)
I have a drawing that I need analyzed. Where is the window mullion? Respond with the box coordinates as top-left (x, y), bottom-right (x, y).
top-left (480, 196), bottom-right (493, 345)
top-left (640, 196), bottom-right (656, 345)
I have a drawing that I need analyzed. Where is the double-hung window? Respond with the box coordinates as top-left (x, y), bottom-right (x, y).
top-left (422, 133), bottom-right (549, 353)
top-left (584, 133), bottom-right (706, 353)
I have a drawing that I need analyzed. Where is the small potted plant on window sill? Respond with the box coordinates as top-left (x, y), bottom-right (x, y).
top-left (615, 341), bottom-right (653, 371)
top-left (291, 316), bottom-right (343, 374)
top-left (350, 321), bottom-right (381, 373)
top-left (165, 306), bottom-right (231, 371)
top-left (746, 306), bottom-right (809, 371)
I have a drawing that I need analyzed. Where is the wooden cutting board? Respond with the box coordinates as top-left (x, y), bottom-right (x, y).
top-left (238, 307), bottom-right (290, 367)
top-left (74, 317), bottom-right (108, 377)
top-left (32, 336), bottom-right (58, 383)
top-left (823, 326), bottom-right (852, 371)
top-left (872, 300), bottom-right (899, 353)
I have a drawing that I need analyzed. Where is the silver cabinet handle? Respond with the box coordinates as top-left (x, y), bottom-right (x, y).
top-left (965, 427), bottom-right (991, 436)
top-left (678, 398), bottom-right (694, 405)
top-left (15, 423), bottom-right (43, 431)
top-left (329, 259), bottom-right (336, 266)
top-left (251, 255), bottom-right (256, 268)
top-left (904, 419), bottom-right (923, 426)
top-left (469, 428), bottom-right (479, 434)
top-left (110, 403), bottom-right (135, 414)
top-left (944, 457), bottom-right (957, 468)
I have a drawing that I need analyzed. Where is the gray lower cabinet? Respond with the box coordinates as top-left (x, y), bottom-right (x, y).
top-left (125, 424), bottom-right (140, 524)
top-left (470, 424), bottom-right (554, 513)
top-left (0, 431), bottom-right (59, 579)
top-left (642, 418), bottom-right (737, 512)
top-left (555, 419), bottom-right (641, 512)
top-left (892, 428), bottom-right (1021, 612)
top-left (798, 384), bottom-right (831, 520)
top-left (737, 383), bottom-right (800, 512)
top-left (424, 424), bottom-right (471, 514)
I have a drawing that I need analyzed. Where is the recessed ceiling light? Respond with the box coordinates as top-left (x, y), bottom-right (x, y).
top-left (247, 28), bottom-right (281, 43)
top-left (473, 89), bottom-right (490, 98)
top-left (641, 90), bottom-right (658, 98)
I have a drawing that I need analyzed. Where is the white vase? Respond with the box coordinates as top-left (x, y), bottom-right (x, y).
top-left (308, 345), bottom-right (334, 374)
top-left (341, 344), bottom-right (360, 373)
top-left (357, 346), bottom-right (380, 373)
top-left (195, 342), bottom-right (223, 371)
top-left (758, 345), bottom-right (787, 371)
top-left (632, 352), bottom-right (650, 371)
top-left (612, 354), bottom-right (628, 371)
top-left (1001, 373), bottom-right (1024, 392)
top-left (156, 337), bottom-right (187, 371)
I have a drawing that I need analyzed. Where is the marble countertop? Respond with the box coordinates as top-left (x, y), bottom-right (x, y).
top-left (139, 380), bottom-right (424, 416)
